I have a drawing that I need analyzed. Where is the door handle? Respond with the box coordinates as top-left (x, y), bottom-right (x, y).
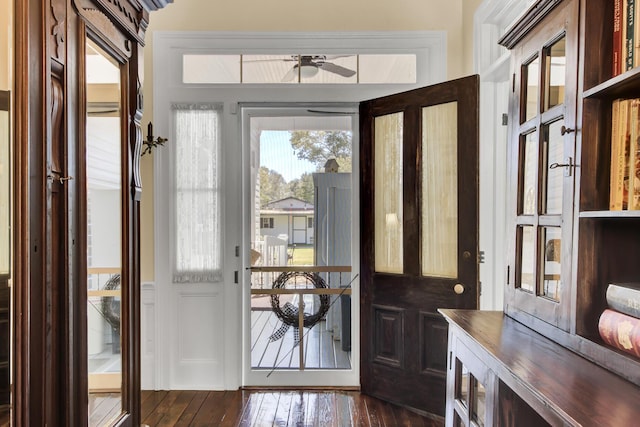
top-left (453, 283), bottom-right (465, 295)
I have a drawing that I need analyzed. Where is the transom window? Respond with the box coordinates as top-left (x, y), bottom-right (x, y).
top-left (182, 54), bottom-right (417, 85)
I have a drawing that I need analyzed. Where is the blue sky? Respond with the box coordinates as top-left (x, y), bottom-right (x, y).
top-left (260, 131), bottom-right (317, 182)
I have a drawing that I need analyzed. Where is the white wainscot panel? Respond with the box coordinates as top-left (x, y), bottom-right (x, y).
top-left (172, 288), bottom-right (224, 389)
top-left (141, 282), bottom-right (156, 390)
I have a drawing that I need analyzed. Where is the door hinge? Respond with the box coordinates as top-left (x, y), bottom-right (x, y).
top-left (449, 351), bottom-right (453, 370)
top-left (507, 265), bottom-right (510, 285)
top-left (478, 250), bottom-right (485, 264)
top-left (479, 281), bottom-right (482, 296)
top-left (512, 73), bottom-right (516, 92)
top-left (502, 113), bottom-right (508, 126)
top-left (235, 245), bottom-right (240, 257)
top-left (234, 271), bottom-right (238, 284)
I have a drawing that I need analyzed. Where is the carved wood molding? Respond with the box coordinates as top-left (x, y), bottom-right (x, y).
top-left (498, 0), bottom-right (564, 49)
top-left (78, 6), bottom-right (132, 58)
top-left (131, 77), bottom-right (143, 201)
top-left (50, 0), bottom-right (66, 62)
top-left (73, 0), bottom-right (150, 45)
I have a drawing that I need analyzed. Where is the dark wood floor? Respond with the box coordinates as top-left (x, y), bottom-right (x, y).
top-left (141, 390), bottom-right (442, 427)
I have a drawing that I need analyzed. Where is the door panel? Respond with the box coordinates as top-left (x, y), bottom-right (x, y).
top-left (360, 76), bottom-right (479, 417)
top-left (292, 215), bottom-right (307, 244)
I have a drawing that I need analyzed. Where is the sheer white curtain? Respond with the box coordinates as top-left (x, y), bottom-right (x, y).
top-left (172, 104), bottom-right (222, 283)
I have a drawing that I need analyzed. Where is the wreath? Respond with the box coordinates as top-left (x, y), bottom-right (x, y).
top-left (270, 271), bottom-right (330, 328)
top-left (100, 274), bottom-right (121, 333)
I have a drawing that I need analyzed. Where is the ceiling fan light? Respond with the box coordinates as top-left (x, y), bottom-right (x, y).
top-left (299, 64), bottom-right (319, 79)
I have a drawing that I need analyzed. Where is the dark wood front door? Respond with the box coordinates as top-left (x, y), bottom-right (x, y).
top-left (360, 75), bottom-right (479, 417)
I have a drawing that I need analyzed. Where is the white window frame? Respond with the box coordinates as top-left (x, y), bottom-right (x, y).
top-left (150, 31), bottom-right (447, 391)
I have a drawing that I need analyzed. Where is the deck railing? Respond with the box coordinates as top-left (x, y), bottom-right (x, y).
top-left (249, 265), bottom-right (353, 371)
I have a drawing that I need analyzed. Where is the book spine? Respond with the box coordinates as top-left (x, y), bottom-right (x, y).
top-left (615, 0), bottom-right (623, 75)
top-left (628, 0), bottom-right (636, 71)
top-left (636, 0), bottom-right (640, 67)
top-left (611, 99), bottom-right (623, 209)
top-left (624, 0), bottom-right (629, 72)
top-left (622, 99), bottom-right (632, 209)
top-left (607, 283), bottom-right (640, 318)
top-left (631, 99), bottom-right (640, 210)
top-left (599, 309), bottom-right (640, 358)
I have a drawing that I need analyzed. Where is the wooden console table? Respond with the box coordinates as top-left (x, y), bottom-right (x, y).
top-left (440, 309), bottom-right (640, 426)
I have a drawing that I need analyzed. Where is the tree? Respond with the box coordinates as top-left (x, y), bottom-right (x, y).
top-left (287, 172), bottom-right (315, 203)
top-left (289, 130), bottom-right (352, 172)
top-left (259, 167), bottom-right (287, 206)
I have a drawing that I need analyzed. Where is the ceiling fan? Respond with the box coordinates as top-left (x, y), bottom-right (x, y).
top-left (285, 55), bottom-right (356, 81)
top-left (247, 55), bottom-right (357, 82)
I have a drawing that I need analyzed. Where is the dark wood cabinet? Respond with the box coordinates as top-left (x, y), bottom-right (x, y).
top-left (442, 310), bottom-right (640, 427)
top-left (11, 0), bottom-right (171, 424)
top-left (443, 0), bottom-right (640, 424)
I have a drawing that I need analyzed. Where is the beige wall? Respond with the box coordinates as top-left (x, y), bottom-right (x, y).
top-left (0, 0), bottom-right (12, 91)
top-left (463, 0), bottom-right (484, 75)
top-left (140, 0), bottom-right (483, 282)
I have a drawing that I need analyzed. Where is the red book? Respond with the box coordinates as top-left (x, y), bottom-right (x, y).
top-left (614, 0), bottom-right (623, 76)
top-left (599, 308), bottom-right (640, 358)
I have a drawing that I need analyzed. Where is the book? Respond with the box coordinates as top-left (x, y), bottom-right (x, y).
top-left (611, 99), bottom-right (623, 209)
top-left (599, 308), bottom-right (640, 358)
top-left (615, 0), bottom-right (623, 75)
top-left (619, 99), bottom-right (632, 209)
top-left (610, 98), bottom-right (631, 210)
top-left (606, 283), bottom-right (640, 318)
top-left (636, 0), bottom-right (640, 67)
top-left (630, 100), bottom-right (640, 209)
top-left (627, 0), bottom-right (636, 71)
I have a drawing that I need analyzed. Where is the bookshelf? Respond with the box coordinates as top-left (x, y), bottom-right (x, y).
top-left (443, 0), bottom-right (640, 425)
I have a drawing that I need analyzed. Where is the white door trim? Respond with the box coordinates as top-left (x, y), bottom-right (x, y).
top-left (474, 0), bottom-right (534, 310)
top-left (149, 30), bottom-right (447, 390)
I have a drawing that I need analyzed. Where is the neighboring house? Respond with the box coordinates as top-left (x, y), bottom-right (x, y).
top-left (260, 197), bottom-right (314, 245)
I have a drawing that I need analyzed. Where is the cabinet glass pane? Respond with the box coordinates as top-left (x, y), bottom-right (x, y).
top-left (520, 132), bottom-right (538, 215)
top-left (86, 39), bottom-right (123, 419)
top-left (421, 102), bottom-right (458, 278)
top-left (471, 377), bottom-right (486, 427)
top-left (456, 360), bottom-right (470, 408)
top-left (544, 36), bottom-right (566, 111)
top-left (454, 412), bottom-right (464, 427)
top-left (374, 113), bottom-right (403, 274)
top-left (542, 120), bottom-right (564, 214)
top-left (518, 226), bottom-right (535, 293)
top-left (540, 227), bottom-right (561, 301)
top-left (523, 56), bottom-right (540, 122)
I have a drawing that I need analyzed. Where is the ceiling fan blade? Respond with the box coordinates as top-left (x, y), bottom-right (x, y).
top-left (323, 55), bottom-right (355, 61)
top-left (243, 58), bottom-right (298, 63)
top-left (317, 62), bottom-right (356, 78)
top-left (281, 66), bottom-right (298, 82)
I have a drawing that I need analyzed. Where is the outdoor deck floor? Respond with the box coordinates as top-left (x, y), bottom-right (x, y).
top-left (251, 308), bottom-right (351, 370)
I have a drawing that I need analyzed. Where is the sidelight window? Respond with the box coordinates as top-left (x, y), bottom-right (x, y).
top-left (172, 104), bottom-right (222, 283)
